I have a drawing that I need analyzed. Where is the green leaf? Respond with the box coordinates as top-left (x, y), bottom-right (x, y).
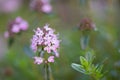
top-left (71, 63), bottom-right (86, 74)
top-left (94, 64), bottom-right (99, 70)
top-left (85, 50), bottom-right (95, 63)
top-left (80, 56), bottom-right (88, 67)
top-left (96, 65), bottom-right (103, 73)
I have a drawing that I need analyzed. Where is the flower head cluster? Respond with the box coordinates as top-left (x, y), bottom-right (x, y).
top-left (4, 17), bottom-right (29, 38)
top-left (30, 0), bottom-right (52, 14)
top-left (31, 24), bottom-right (60, 65)
top-left (79, 18), bottom-right (96, 31)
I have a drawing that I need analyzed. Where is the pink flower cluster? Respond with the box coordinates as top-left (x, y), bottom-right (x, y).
top-left (0, 0), bottom-right (22, 13)
top-left (30, 0), bottom-right (52, 14)
top-left (4, 17), bottom-right (29, 38)
top-left (34, 56), bottom-right (54, 64)
top-left (31, 24), bottom-right (60, 65)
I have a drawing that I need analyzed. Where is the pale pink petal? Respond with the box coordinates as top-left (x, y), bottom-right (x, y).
top-left (19, 21), bottom-right (29, 31)
top-left (33, 56), bottom-right (43, 65)
top-left (41, 4), bottom-right (52, 14)
top-left (48, 56), bottom-right (54, 62)
top-left (11, 24), bottom-right (20, 33)
top-left (15, 16), bottom-right (23, 23)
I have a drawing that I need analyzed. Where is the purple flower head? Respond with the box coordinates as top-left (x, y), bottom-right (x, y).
top-left (30, 0), bottom-right (52, 14)
top-left (4, 17), bottom-right (29, 38)
top-left (31, 24), bottom-right (60, 55)
top-left (15, 17), bottom-right (29, 31)
top-left (78, 18), bottom-right (96, 31)
top-left (31, 24), bottom-right (60, 65)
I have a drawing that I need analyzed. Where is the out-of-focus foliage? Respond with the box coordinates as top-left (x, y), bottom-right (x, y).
top-left (0, 0), bottom-right (120, 80)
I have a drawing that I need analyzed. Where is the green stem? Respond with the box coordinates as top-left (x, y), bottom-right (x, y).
top-left (80, 33), bottom-right (90, 50)
top-left (44, 63), bottom-right (50, 80)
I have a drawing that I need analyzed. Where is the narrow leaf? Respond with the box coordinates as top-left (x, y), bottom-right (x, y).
top-left (80, 56), bottom-right (88, 66)
top-left (71, 63), bottom-right (86, 74)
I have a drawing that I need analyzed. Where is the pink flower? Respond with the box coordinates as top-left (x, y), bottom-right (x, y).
top-left (15, 16), bottom-right (29, 31)
top-left (31, 24), bottom-right (60, 56)
top-left (79, 18), bottom-right (96, 31)
top-left (11, 24), bottom-right (20, 33)
top-left (44, 46), bottom-right (51, 53)
top-left (30, 0), bottom-right (52, 14)
top-left (31, 24), bottom-right (60, 64)
top-left (0, 0), bottom-right (22, 13)
top-left (4, 17), bottom-right (28, 38)
top-left (34, 56), bottom-right (43, 65)
top-left (19, 20), bottom-right (29, 31)
top-left (15, 17), bottom-right (23, 23)
top-left (41, 4), bottom-right (52, 14)
top-left (48, 56), bottom-right (54, 63)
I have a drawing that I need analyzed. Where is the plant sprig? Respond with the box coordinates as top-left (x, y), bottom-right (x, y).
top-left (71, 51), bottom-right (105, 80)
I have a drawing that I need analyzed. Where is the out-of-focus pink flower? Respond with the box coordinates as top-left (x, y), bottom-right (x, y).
top-left (11, 24), bottom-right (20, 33)
top-left (34, 56), bottom-right (43, 65)
top-left (16, 17), bottom-right (23, 23)
top-left (41, 4), bottom-right (52, 14)
top-left (15, 16), bottom-right (29, 31)
top-left (30, 0), bottom-right (52, 14)
top-left (19, 21), bottom-right (29, 31)
top-left (4, 17), bottom-right (28, 38)
top-left (0, 0), bottom-right (22, 13)
top-left (48, 56), bottom-right (54, 63)
top-left (4, 31), bottom-right (9, 38)
top-left (79, 18), bottom-right (96, 31)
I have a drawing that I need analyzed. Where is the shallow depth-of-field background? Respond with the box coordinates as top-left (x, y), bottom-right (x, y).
top-left (0, 0), bottom-right (120, 80)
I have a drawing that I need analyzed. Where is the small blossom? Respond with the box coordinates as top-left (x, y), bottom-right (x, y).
top-left (48, 56), bottom-right (54, 63)
top-left (34, 56), bottom-right (43, 65)
top-left (41, 4), bottom-right (52, 14)
top-left (11, 24), bottom-right (20, 33)
top-left (19, 21), bottom-right (29, 31)
top-left (4, 17), bottom-right (28, 38)
top-left (15, 17), bottom-right (23, 23)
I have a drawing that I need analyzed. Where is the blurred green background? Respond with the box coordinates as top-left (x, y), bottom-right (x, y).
top-left (0, 0), bottom-right (120, 80)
